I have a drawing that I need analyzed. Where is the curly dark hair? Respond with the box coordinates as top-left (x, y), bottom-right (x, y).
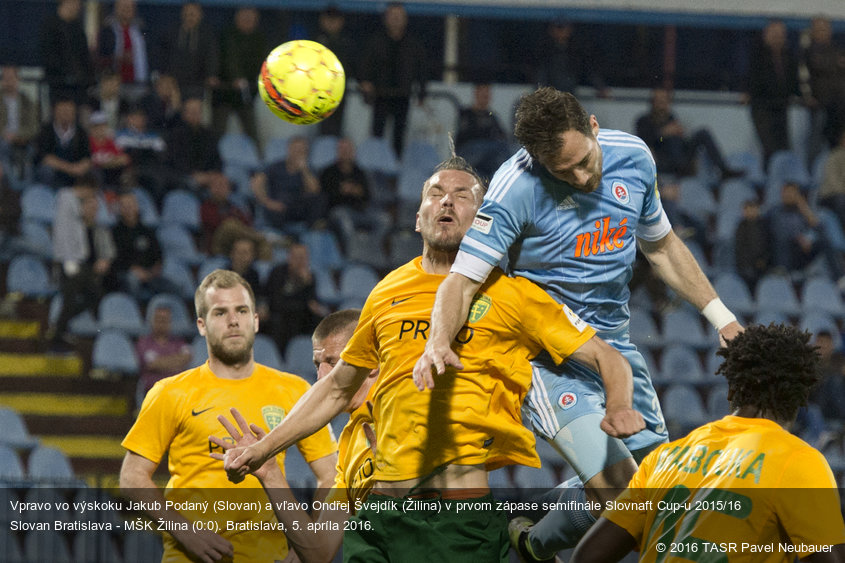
top-left (514, 87), bottom-right (592, 162)
top-left (716, 323), bottom-right (820, 422)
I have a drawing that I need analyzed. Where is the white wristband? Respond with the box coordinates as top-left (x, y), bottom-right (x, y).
top-left (701, 298), bottom-right (737, 331)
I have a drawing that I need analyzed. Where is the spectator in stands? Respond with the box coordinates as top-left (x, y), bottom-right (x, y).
top-left (321, 137), bottom-right (391, 252)
top-left (315, 6), bottom-right (354, 137)
top-left (818, 129), bottom-right (845, 227)
top-left (212, 6), bottom-right (267, 144)
top-left (358, 2), bottom-right (428, 156)
top-left (166, 96), bottom-right (222, 192)
top-left (264, 242), bottom-right (327, 353)
top-left (134, 304), bottom-right (192, 408)
top-left (0, 163), bottom-right (21, 253)
top-left (809, 330), bottom-right (845, 427)
top-left (114, 104), bottom-right (169, 204)
top-left (49, 175), bottom-right (114, 348)
top-left (734, 198), bottom-right (770, 292)
top-left (455, 83), bottom-right (511, 180)
top-left (87, 72), bottom-right (129, 131)
top-left (139, 73), bottom-right (182, 133)
top-left (801, 16), bottom-right (845, 161)
top-left (110, 191), bottom-right (176, 303)
top-left (97, 0), bottom-right (149, 92)
top-left (39, 0), bottom-right (95, 105)
top-left (747, 19), bottom-right (799, 169)
top-left (0, 66), bottom-right (39, 180)
top-left (250, 136), bottom-right (327, 233)
top-left (35, 98), bottom-right (92, 188)
top-left (160, 1), bottom-right (219, 99)
top-left (767, 181), bottom-right (844, 283)
top-left (226, 236), bottom-right (262, 301)
top-left (535, 19), bottom-right (608, 98)
top-left (200, 172), bottom-right (254, 255)
top-left (635, 88), bottom-right (743, 180)
top-left (88, 111), bottom-right (130, 189)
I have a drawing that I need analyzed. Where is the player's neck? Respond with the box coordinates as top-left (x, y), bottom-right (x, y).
top-left (421, 246), bottom-right (457, 275)
top-left (207, 355), bottom-right (255, 380)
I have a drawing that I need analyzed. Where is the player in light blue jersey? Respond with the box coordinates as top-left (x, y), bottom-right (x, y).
top-left (414, 87), bottom-right (744, 562)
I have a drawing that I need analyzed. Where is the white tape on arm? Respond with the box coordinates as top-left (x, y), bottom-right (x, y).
top-left (701, 298), bottom-right (737, 331)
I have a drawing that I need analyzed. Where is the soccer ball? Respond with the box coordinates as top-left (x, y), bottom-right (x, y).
top-left (258, 40), bottom-right (345, 125)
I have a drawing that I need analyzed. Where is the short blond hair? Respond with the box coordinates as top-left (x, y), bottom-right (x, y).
top-left (194, 269), bottom-right (255, 319)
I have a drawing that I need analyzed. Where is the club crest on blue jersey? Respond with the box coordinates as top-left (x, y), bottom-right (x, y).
top-left (558, 392), bottom-right (577, 410)
top-left (611, 181), bottom-right (630, 204)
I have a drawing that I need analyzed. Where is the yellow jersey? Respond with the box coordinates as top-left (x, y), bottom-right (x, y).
top-left (326, 398), bottom-right (375, 511)
top-left (605, 415), bottom-right (845, 562)
top-left (122, 361), bottom-right (338, 563)
top-left (341, 258), bottom-right (595, 482)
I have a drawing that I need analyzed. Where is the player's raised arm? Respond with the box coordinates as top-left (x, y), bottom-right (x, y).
top-left (638, 230), bottom-right (743, 345)
top-left (224, 360), bottom-right (370, 482)
top-left (413, 272), bottom-right (480, 389)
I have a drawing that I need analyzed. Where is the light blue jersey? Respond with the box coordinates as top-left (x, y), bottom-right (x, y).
top-left (453, 130), bottom-right (670, 332)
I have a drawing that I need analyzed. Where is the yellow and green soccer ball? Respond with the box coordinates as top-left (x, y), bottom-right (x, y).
top-left (258, 40), bottom-right (345, 125)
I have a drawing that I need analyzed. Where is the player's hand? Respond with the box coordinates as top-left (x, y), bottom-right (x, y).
top-left (171, 526), bottom-right (233, 563)
top-left (210, 408), bottom-right (276, 481)
top-left (718, 320), bottom-right (744, 347)
top-left (412, 340), bottom-right (464, 390)
top-left (600, 407), bottom-right (645, 438)
top-left (223, 443), bottom-right (269, 484)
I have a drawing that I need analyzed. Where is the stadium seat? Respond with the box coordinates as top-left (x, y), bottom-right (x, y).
top-left (661, 308), bottom-right (715, 349)
top-left (389, 229), bottom-right (421, 269)
top-left (706, 383), bottom-right (731, 420)
top-left (811, 149), bottom-right (830, 191)
top-left (802, 276), bottom-right (845, 319)
top-left (331, 411), bottom-right (350, 437)
top-left (27, 445), bottom-right (75, 483)
top-left (763, 150), bottom-right (810, 212)
top-left (92, 330), bottom-right (139, 375)
top-left (20, 184), bottom-right (56, 225)
top-left (284, 334), bottom-right (316, 383)
top-left (724, 152), bottom-right (766, 187)
top-left (662, 384), bottom-right (707, 436)
top-left (660, 345), bottom-right (705, 384)
top-left (301, 229), bottom-right (344, 273)
top-left (24, 529), bottom-right (72, 563)
top-left (344, 231), bottom-right (388, 270)
top-left (160, 190), bottom-right (201, 232)
top-left (263, 136), bottom-right (289, 166)
top-left (123, 531), bottom-right (164, 563)
top-left (146, 293), bottom-right (195, 338)
top-left (0, 408), bottom-right (38, 450)
top-left (157, 225), bottom-right (203, 266)
top-left (161, 259), bottom-right (198, 300)
top-left (308, 135), bottom-right (338, 171)
top-left (401, 139), bottom-right (441, 173)
top-left (133, 187), bottom-right (160, 227)
top-left (219, 133), bottom-right (261, 170)
top-left (21, 489), bottom-right (70, 525)
top-left (98, 292), bottom-right (145, 337)
top-left (705, 349), bottom-right (724, 378)
top-left (713, 272), bottom-right (755, 317)
top-left (18, 220), bottom-right (53, 259)
top-left (254, 334), bottom-right (284, 371)
top-left (0, 444), bottom-right (25, 482)
top-left (628, 307), bottom-right (662, 351)
top-left (714, 180), bottom-right (755, 243)
top-left (396, 166), bottom-right (431, 204)
top-left (0, 528), bottom-right (23, 563)
top-left (679, 177), bottom-right (717, 222)
top-left (818, 208), bottom-right (845, 252)
top-left (6, 254), bottom-right (53, 297)
top-left (196, 255), bottom-right (230, 283)
top-left (47, 295), bottom-right (98, 338)
top-left (313, 269), bottom-right (340, 307)
top-left (755, 274), bottom-right (801, 317)
top-left (356, 136), bottom-right (399, 176)
top-left (284, 447), bottom-right (316, 489)
top-left (801, 312), bottom-right (842, 348)
top-left (753, 310), bottom-right (788, 326)
top-left (339, 264), bottom-right (380, 304)
top-left (190, 336), bottom-right (208, 368)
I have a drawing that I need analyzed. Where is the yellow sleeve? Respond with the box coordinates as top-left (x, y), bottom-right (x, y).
top-left (120, 379), bottom-right (179, 464)
top-left (340, 293), bottom-right (379, 369)
top-left (776, 448), bottom-right (845, 553)
top-left (508, 276), bottom-right (596, 364)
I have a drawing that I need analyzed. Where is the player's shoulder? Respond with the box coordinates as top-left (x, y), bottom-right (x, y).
top-left (152, 364), bottom-right (204, 391)
top-left (254, 363), bottom-right (312, 390)
top-left (598, 129), bottom-right (654, 164)
top-left (486, 148), bottom-right (538, 203)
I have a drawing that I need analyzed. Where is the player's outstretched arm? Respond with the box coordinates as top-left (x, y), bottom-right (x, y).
top-left (638, 230), bottom-right (743, 345)
top-left (570, 516), bottom-right (637, 563)
top-left (119, 452), bottom-right (234, 563)
top-left (211, 409), bottom-right (348, 563)
top-left (224, 360), bottom-right (370, 483)
top-left (413, 272), bottom-right (481, 389)
top-left (569, 336), bottom-right (644, 438)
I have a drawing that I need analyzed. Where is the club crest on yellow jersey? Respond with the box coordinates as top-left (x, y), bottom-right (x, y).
top-left (468, 294), bottom-right (492, 323)
top-left (262, 406), bottom-right (285, 430)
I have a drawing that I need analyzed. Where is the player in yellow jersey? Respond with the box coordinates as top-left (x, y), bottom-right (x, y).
top-left (571, 323), bottom-right (845, 563)
top-left (119, 270), bottom-right (338, 563)
top-left (210, 309), bottom-right (378, 562)
top-left (221, 155), bottom-right (644, 561)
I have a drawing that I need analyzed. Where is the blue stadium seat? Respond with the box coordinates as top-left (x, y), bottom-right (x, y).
top-left (628, 307), bottom-right (662, 351)
top-left (724, 152), bottom-right (765, 187)
top-left (817, 208), bottom-right (845, 253)
top-left (27, 446), bottom-right (75, 483)
top-left (308, 135), bottom-right (338, 171)
top-left (6, 254), bottom-right (53, 297)
top-left (73, 532), bottom-right (122, 563)
top-left (660, 345), bottom-right (705, 384)
top-left (396, 166), bottom-right (431, 204)
top-left (48, 295), bottom-right (98, 338)
top-left (301, 229), bottom-right (344, 273)
top-left (339, 264), bottom-right (380, 303)
top-left (713, 272), bottom-right (755, 317)
top-left (196, 255), bottom-right (230, 283)
top-left (313, 269), bottom-right (340, 307)
top-left (356, 136), bottom-right (399, 176)
top-left (157, 225), bottom-right (203, 266)
top-left (802, 276), bottom-right (845, 319)
top-left (755, 274), bottom-right (801, 317)
top-left (811, 149), bottom-right (830, 191)
top-left (133, 187), bottom-right (160, 227)
top-left (331, 411), bottom-right (350, 437)
top-left (0, 408), bottom-right (38, 451)
top-left (0, 444), bottom-right (25, 482)
top-left (661, 308), bottom-right (715, 349)
top-left (801, 312), bottom-right (842, 349)
top-left (344, 231), bottom-right (388, 270)
top-left (18, 220), bottom-right (53, 259)
top-left (160, 190), bottom-right (201, 232)
top-left (753, 310), bottom-right (788, 326)
top-left (146, 293), bottom-right (195, 338)
top-left (706, 383), bottom-right (731, 420)
top-left (389, 229), bottom-right (421, 269)
top-left (284, 334), bottom-right (316, 383)
top-left (662, 384), bottom-right (707, 436)
top-left (98, 292), bottom-right (145, 337)
top-left (24, 529), bottom-right (72, 563)
top-left (401, 139), bottom-right (441, 173)
top-left (284, 447), bottom-right (316, 489)
top-left (0, 528), bottom-right (23, 563)
top-left (92, 330), bottom-right (139, 375)
top-left (190, 336), bottom-right (208, 368)
top-left (679, 177), bottom-right (716, 222)
top-left (254, 333), bottom-right (284, 371)
top-left (263, 136), bottom-right (289, 166)
top-left (20, 184), bottom-right (56, 225)
top-left (763, 150), bottom-right (810, 211)
top-left (219, 133), bottom-right (261, 170)
top-left (714, 180), bottom-right (755, 243)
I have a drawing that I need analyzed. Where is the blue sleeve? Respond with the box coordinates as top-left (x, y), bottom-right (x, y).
top-left (636, 147), bottom-right (672, 241)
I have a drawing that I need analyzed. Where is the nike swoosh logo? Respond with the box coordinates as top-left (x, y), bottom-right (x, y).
top-left (391, 296), bottom-right (413, 306)
top-left (191, 407), bottom-right (214, 416)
